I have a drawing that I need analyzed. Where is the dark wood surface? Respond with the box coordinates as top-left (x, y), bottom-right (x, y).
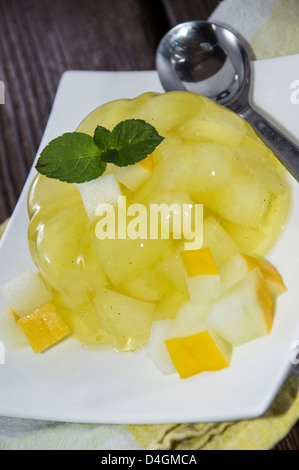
top-left (0, 0), bottom-right (297, 450)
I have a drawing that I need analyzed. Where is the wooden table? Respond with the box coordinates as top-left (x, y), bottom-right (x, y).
top-left (0, 0), bottom-right (298, 450)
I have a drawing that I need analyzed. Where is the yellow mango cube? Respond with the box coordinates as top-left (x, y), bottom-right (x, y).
top-left (165, 330), bottom-right (231, 379)
top-left (18, 302), bottom-right (71, 353)
top-left (180, 247), bottom-right (219, 277)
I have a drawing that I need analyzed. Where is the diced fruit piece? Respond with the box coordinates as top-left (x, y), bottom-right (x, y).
top-left (70, 301), bottom-right (111, 348)
top-left (122, 268), bottom-right (170, 302)
top-left (158, 251), bottom-right (189, 296)
top-left (92, 236), bottom-right (171, 286)
top-left (78, 231), bottom-right (108, 294)
top-left (148, 190), bottom-right (194, 210)
top-left (174, 300), bottom-right (210, 336)
top-left (114, 155), bottom-right (153, 191)
top-left (180, 248), bottom-right (221, 302)
top-left (139, 155), bottom-right (154, 172)
top-left (220, 253), bottom-right (251, 292)
top-left (220, 219), bottom-right (267, 257)
top-left (75, 174), bottom-right (122, 221)
top-left (148, 191), bottom-right (196, 240)
top-left (0, 268), bottom-right (52, 318)
top-left (94, 289), bottom-right (155, 352)
top-left (148, 301), bottom-right (213, 376)
top-left (207, 268), bottom-right (273, 346)
top-left (180, 247), bottom-right (218, 276)
top-left (179, 119), bottom-right (243, 147)
top-left (207, 177), bottom-right (271, 227)
top-left (129, 91), bottom-right (205, 134)
top-left (154, 291), bottom-right (188, 321)
top-left (241, 254), bottom-right (287, 298)
top-left (141, 143), bottom-right (232, 201)
top-left (202, 216), bottom-right (240, 267)
top-left (236, 136), bottom-right (288, 195)
top-left (17, 302), bottom-right (71, 353)
top-left (0, 305), bottom-right (28, 353)
top-left (148, 319), bottom-right (177, 375)
top-left (220, 252), bottom-right (287, 298)
top-left (165, 329), bottom-right (232, 379)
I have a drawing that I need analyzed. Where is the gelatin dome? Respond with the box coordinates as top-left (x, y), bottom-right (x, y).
top-left (27, 91), bottom-right (291, 352)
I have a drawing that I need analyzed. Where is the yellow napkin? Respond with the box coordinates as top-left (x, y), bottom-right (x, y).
top-left (129, 376), bottom-right (299, 450)
top-left (209, 0), bottom-right (299, 59)
top-left (1, 0), bottom-right (299, 450)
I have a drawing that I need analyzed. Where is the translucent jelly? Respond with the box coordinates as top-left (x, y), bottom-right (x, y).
top-left (27, 91), bottom-right (291, 352)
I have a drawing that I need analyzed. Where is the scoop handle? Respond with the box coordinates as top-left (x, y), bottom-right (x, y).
top-left (241, 106), bottom-right (299, 182)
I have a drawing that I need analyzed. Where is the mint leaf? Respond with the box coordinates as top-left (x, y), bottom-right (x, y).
top-left (99, 149), bottom-right (119, 164)
top-left (36, 119), bottom-right (164, 183)
top-left (36, 133), bottom-right (107, 183)
top-left (93, 125), bottom-right (112, 150)
top-left (95, 119), bottom-right (164, 167)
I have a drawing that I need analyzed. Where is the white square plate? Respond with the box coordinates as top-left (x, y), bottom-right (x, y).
top-left (0, 56), bottom-right (299, 423)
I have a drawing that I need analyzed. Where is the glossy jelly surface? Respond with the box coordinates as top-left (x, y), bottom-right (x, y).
top-left (28, 92), bottom-right (291, 352)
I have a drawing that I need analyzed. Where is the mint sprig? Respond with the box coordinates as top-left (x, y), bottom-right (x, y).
top-left (36, 133), bottom-right (107, 184)
top-left (36, 119), bottom-right (164, 184)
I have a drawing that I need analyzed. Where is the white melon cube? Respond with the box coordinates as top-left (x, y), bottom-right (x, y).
top-left (114, 163), bottom-right (152, 192)
top-left (0, 269), bottom-right (52, 318)
top-left (207, 268), bottom-right (273, 346)
top-left (186, 274), bottom-right (221, 303)
top-left (148, 319), bottom-right (177, 375)
top-left (0, 305), bottom-right (28, 353)
top-left (220, 252), bottom-right (250, 292)
top-left (180, 248), bottom-right (221, 303)
top-left (202, 216), bottom-right (240, 268)
top-left (75, 174), bottom-right (122, 221)
top-left (174, 300), bottom-right (211, 337)
top-left (220, 252), bottom-right (287, 299)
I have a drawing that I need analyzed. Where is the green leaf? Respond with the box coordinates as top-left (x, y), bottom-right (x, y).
top-left (36, 133), bottom-right (107, 183)
top-left (93, 125), bottom-right (112, 150)
top-left (97, 119), bottom-right (164, 167)
top-left (99, 149), bottom-right (119, 164)
top-left (35, 119), bottom-right (164, 184)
